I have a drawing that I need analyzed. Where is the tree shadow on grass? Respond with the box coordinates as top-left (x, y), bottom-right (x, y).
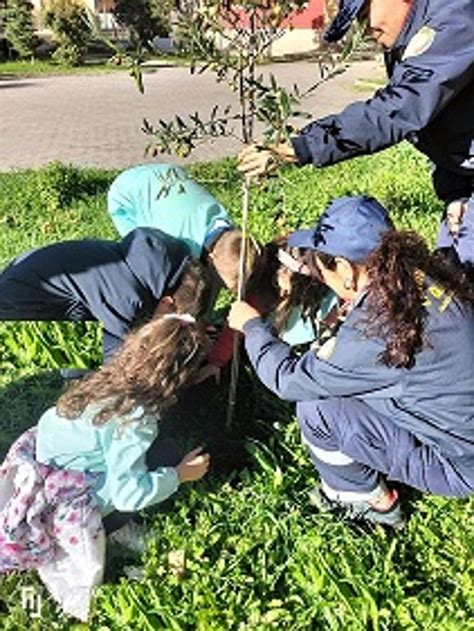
top-left (0, 355), bottom-right (289, 471)
top-left (74, 169), bottom-right (117, 200)
top-left (0, 370), bottom-right (64, 461)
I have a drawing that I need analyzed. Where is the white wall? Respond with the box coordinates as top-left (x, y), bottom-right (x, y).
top-left (215, 28), bottom-right (323, 59)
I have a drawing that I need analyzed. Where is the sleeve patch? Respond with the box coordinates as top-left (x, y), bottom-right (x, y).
top-left (402, 26), bottom-right (436, 60)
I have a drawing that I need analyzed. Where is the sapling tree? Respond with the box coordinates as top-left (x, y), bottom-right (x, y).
top-left (141, 0), bottom-right (360, 425)
top-left (142, 0), bottom-right (360, 156)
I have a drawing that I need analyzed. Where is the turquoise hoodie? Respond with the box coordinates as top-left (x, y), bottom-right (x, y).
top-left (108, 164), bottom-right (233, 258)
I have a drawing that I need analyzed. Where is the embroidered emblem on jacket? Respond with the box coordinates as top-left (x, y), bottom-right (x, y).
top-left (402, 26), bottom-right (436, 60)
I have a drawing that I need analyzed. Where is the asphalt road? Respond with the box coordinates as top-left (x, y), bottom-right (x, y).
top-left (0, 59), bottom-right (382, 171)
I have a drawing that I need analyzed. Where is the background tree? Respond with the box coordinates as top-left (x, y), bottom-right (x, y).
top-left (113, 0), bottom-right (174, 52)
top-left (150, 0), bottom-right (175, 38)
top-left (42, 0), bottom-right (92, 66)
top-left (3, 0), bottom-right (35, 60)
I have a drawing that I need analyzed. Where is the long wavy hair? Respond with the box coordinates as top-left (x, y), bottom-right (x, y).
top-left (302, 230), bottom-right (474, 368)
top-left (57, 260), bottom-right (212, 425)
top-left (245, 237), bottom-right (329, 334)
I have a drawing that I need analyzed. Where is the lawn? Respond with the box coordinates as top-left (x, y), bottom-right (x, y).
top-left (0, 146), bottom-right (473, 630)
top-left (0, 58), bottom-right (127, 79)
top-left (0, 56), bottom-right (182, 80)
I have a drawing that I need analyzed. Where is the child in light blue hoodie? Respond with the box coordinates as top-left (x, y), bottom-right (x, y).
top-left (0, 260), bottom-right (212, 620)
top-left (108, 163), bottom-right (233, 258)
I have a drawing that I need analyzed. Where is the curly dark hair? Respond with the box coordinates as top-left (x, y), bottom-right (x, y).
top-left (303, 230), bottom-right (474, 368)
top-left (57, 260), bottom-right (212, 425)
top-left (245, 236), bottom-right (329, 334)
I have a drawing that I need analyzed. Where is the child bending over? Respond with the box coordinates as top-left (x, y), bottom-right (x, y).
top-left (207, 238), bottom-right (340, 371)
top-left (107, 163), bottom-right (257, 294)
top-left (0, 260), bottom-right (211, 621)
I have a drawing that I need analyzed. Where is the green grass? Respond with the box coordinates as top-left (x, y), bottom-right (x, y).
top-left (0, 56), bottom-right (185, 80)
top-left (352, 77), bottom-right (386, 93)
top-left (1, 146), bottom-right (473, 630)
top-left (0, 58), bottom-right (129, 79)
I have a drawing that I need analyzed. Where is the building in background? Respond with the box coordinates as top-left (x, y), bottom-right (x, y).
top-left (30, 0), bottom-right (119, 31)
top-left (206, 0), bottom-right (328, 57)
top-left (29, 1), bottom-right (329, 57)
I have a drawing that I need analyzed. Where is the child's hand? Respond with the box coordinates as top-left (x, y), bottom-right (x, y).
top-left (446, 198), bottom-right (467, 239)
top-left (228, 300), bottom-right (261, 333)
top-left (177, 447), bottom-right (210, 483)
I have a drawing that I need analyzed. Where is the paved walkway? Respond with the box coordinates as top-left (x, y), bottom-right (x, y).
top-left (0, 59), bottom-right (383, 171)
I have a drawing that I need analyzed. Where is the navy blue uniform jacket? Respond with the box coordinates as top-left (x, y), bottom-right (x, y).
top-left (0, 228), bottom-right (190, 355)
top-left (292, 0), bottom-right (474, 202)
top-left (243, 288), bottom-right (474, 469)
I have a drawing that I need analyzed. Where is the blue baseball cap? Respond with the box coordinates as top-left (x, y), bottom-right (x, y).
top-left (324, 0), bottom-right (366, 43)
top-left (287, 196), bottom-right (393, 261)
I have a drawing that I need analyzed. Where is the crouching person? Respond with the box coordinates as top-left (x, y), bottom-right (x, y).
top-left (0, 222), bottom-right (255, 366)
top-left (0, 260), bottom-right (211, 621)
top-left (229, 196), bottom-right (474, 529)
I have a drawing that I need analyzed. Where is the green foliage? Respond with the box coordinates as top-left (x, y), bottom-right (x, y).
top-left (30, 161), bottom-right (86, 214)
top-left (0, 58), bottom-right (130, 77)
top-left (143, 104), bottom-right (240, 158)
top-left (150, 0), bottom-right (174, 38)
top-left (113, 0), bottom-right (174, 51)
top-left (0, 149), bottom-right (472, 629)
top-left (0, 163), bottom-right (116, 266)
top-left (0, 321), bottom-right (101, 377)
top-left (42, 0), bottom-right (92, 66)
top-left (3, 0), bottom-right (35, 59)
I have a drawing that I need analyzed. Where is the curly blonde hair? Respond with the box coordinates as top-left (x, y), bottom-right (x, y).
top-left (57, 260), bottom-right (212, 425)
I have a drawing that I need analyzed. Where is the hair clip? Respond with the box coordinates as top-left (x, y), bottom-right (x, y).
top-left (277, 249), bottom-right (311, 276)
top-left (162, 313), bottom-right (196, 324)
